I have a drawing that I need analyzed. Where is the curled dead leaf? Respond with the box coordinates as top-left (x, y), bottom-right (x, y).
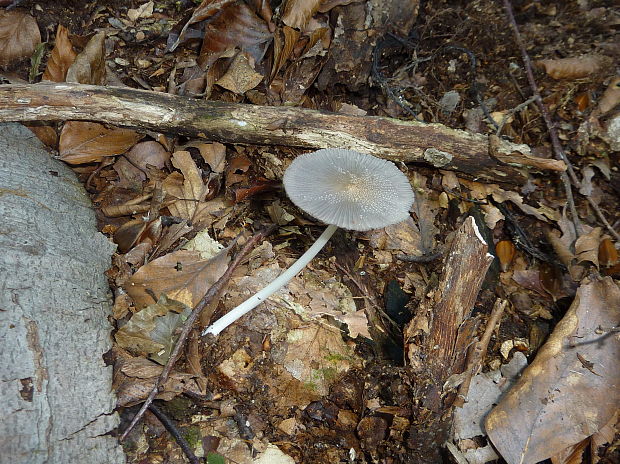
top-left (535, 54), bottom-right (610, 80)
top-left (575, 227), bottom-right (601, 267)
top-left (115, 295), bottom-right (188, 357)
top-left (163, 150), bottom-right (210, 220)
top-left (281, 0), bottom-right (322, 29)
top-left (596, 77), bottom-right (620, 115)
top-left (215, 51), bottom-right (263, 94)
top-left (66, 30), bottom-right (106, 85)
top-left (42, 25), bottom-right (77, 82)
top-left (126, 140), bottom-right (171, 170)
top-left (24, 122), bottom-right (58, 148)
top-left (0, 9), bottom-right (41, 67)
top-left (574, 92), bottom-right (590, 112)
top-left (114, 217), bottom-right (161, 254)
top-left (113, 348), bottom-right (203, 407)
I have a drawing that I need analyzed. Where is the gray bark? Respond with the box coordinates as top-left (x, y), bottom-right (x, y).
top-left (0, 124), bottom-right (125, 464)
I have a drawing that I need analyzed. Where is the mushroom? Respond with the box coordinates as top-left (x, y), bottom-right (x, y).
top-left (202, 149), bottom-right (415, 336)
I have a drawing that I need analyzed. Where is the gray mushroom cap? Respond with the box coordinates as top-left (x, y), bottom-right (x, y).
top-left (283, 149), bottom-right (415, 231)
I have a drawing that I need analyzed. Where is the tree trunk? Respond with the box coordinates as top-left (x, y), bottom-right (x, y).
top-left (0, 124), bottom-right (124, 464)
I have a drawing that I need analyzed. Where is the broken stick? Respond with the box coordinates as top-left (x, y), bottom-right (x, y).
top-left (0, 83), bottom-right (564, 183)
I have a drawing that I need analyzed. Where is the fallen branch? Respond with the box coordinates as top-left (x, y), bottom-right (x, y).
top-left (119, 224), bottom-right (276, 441)
top-left (0, 82), bottom-right (565, 184)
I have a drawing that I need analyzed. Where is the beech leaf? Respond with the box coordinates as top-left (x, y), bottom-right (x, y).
top-left (486, 278), bottom-right (620, 464)
top-left (125, 248), bottom-right (230, 309)
top-left (59, 121), bottom-right (142, 164)
top-left (0, 9), bottom-right (41, 66)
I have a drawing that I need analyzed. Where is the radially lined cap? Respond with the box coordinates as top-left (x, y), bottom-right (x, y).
top-left (283, 149), bottom-right (415, 231)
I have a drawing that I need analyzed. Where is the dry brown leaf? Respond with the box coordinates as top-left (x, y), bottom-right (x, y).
top-left (198, 1), bottom-right (272, 69)
top-left (195, 141), bottom-right (226, 173)
top-left (461, 179), bottom-right (558, 222)
top-left (115, 295), bottom-right (188, 357)
top-left (127, 0), bottom-right (154, 22)
top-left (367, 179), bottom-right (438, 256)
top-left (126, 140), bottom-right (170, 170)
top-left (590, 411), bottom-right (619, 464)
top-left (281, 0), bottom-right (322, 29)
top-left (225, 153), bottom-right (251, 188)
top-left (113, 349), bottom-right (203, 407)
top-left (578, 165), bottom-right (595, 196)
top-left (545, 228), bottom-right (583, 281)
top-left (112, 157), bottom-right (146, 189)
top-left (112, 292), bottom-right (133, 320)
top-left (150, 220), bottom-right (193, 260)
top-left (281, 324), bottom-right (362, 396)
top-left (550, 438), bottom-right (588, 464)
top-left (486, 278), bottom-right (620, 464)
top-left (163, 150), bottom-right (209, 220)
top-left (575, 227), bottom-right (601, 267)
top-left (539, 262), bottom-right (573, 301)
top-left (287, 271), bottom-right (369, 338)
top-left (496, 240), bottom-right (516, 272)
top-left (114, 217), bottom-right (161, 254)
top-left (115, 141), bottom-right (170, 187)
top-left (596, 77), bottom-right (620, 115)
top-left (125, 248), bottom-right (230, 309)
top-left (215, 51), bottom-right (263, 94)
top-left (0, 9), bottom-right (41, 66)
top-left (511, 269), bottom-right (549, 298)
top-left (42, 25), bottom-right (77, 82)
top-left (270, 25), bottom-right (300, 81)
top-left (66, 30), bottom-right (106, 85)
top-left (536, 54), bottom-right (610, 80)
top-left (59, 121), bottom-right (142, 164)
top-left (166, 0), bottom-right (236, 52)
top-left (24, 123), bottom-right (58, 148)
top-left (598, 238), bottom-right (618, 267)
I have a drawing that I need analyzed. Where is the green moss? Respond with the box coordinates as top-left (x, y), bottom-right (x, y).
top-left (182, 426), bottom-right (202, 450)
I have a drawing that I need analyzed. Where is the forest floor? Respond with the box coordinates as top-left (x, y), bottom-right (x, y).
top-left (1, 0), bottom-right (619, 463)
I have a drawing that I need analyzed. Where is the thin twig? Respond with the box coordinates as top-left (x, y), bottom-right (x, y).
top-left (120, 224), bottom-right (277, 441)
top-left (495, 95), bottom-right (536, 136)
top-left (148, 403), bottom-right (200, 464)
top-left (502, 0), bottom-right (582, 236)
top-left (454, 299), bottom-right (507, 408)
top-left (503, 1), bottom-right (620, 243)
top-left (396, 251), bottom-right (443, 263)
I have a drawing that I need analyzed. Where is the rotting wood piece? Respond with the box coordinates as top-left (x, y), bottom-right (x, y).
top-left (0, 83), bottom-right (563, 184)
top-left (406, 216), bottom-right (494, 403)
top-left (403, 216), bottom-right (494, 463)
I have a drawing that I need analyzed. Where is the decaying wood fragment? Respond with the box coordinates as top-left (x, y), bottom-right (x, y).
top-left (406, 216), bottom-right (494, 386)
top-left (0, 83), bottom-right (564, 184)
top-left (404, 216), bottom-right (494, 463)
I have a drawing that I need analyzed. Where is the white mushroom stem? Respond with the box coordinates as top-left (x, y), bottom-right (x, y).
top-left (202, 224), bottom-right (339, 336)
